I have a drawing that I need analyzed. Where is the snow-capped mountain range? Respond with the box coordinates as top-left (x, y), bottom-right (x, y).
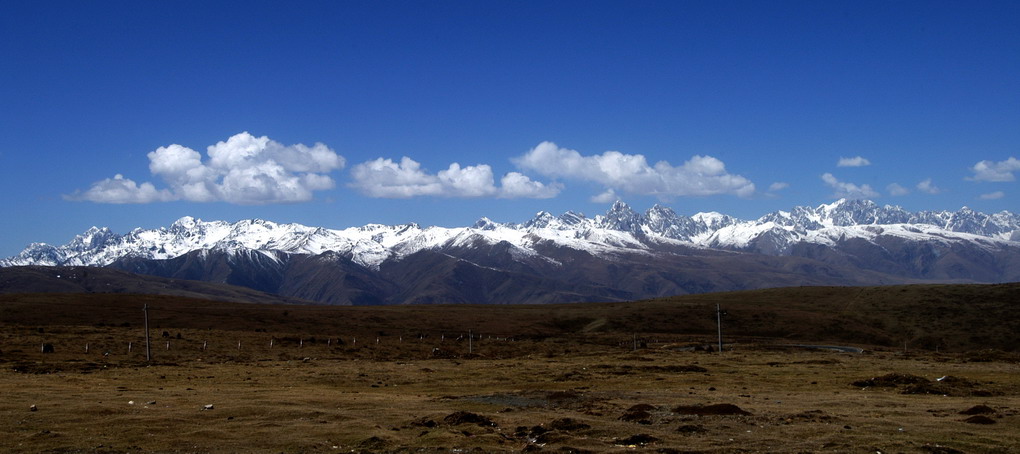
top-left (4, 199), bottom-right (1019, 305)
top-left (5, 199), bottom-right (1018, 268)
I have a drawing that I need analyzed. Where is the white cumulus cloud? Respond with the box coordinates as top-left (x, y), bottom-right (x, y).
top-left (968, 157), bottom-right (1020, 182)
top-left (837, 156), bottom-right (871, 167)
top-left (590, 188), bottom-right (619, 203)
top-left (979, 191), bottom-right (1005, 200)
top-left (821, 173), bottom-right (879, 199)
top-left (67, 132), bottom-right (346, 204)
top-left (498, 172), bottom-right (561, 199)
top-left (68, 174), bottom-right (175, 204)
top-left (513, 141), bottom-right (755, 199)
top-left (886, 183), bottom-right (910, 196)
top-left (915, 178), bottom-right (941, 194)
top-left (768, 182), bottom-right (789, 192)
top-left (349, 157), bottom-right (559, 199)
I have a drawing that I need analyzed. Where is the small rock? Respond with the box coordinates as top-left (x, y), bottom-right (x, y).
top-left (410, 417), bottom-right (438, 428)
top-left (963, 415), bottom-right (996, 424)
top-left (673, 403), bottom-right (751, 416)
top-left (146, 401), bottom-right (156, 405)
top-left (675, 424), bottom-right (707, 435)
top-left (203, 404), bottom-right (214, 411)
top-left (959, 405), bottom-right (995, 415)
top-left (29, 405), bottom-right (37, 412)
top-left (548, 417), bottom-right (590, 431)
top-left (357, 436), bottom-right (389, 450)
top-left (620, 409), bottom-right (652, 423)
top-left (442, 411), bottom-right (495, 427)
top-left (615, 434), bottom-right (658, 447)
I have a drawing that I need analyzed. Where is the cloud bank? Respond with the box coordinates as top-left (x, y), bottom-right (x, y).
top-left (969, 157), bottom-right (1020, 182)
top-left (68, 133), bottom-right (345, 204)
top-left (513, 141), bottom-right (755, 199)
top-left (348, 157), bottom-right (560, 199)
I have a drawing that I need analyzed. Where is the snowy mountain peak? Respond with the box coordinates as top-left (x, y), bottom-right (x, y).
top-left (692, 212), bottom-right (737, 230)
top-left (68, 226), bottom-right (119, 252)
top-left (524, 211), bottom-right (558, 228)
top-left (608, 200), bottom-right (631, 212)
top-left (171, 216), bottom-right (198, 228)
top-left (558, 211), bottom-right (587, 226)
top-left (600, 200), bottom-right (642, 233)
top-left (473, 217), bottom-right (499, 230)
top-left (644, 204), bottom-right (679, 224)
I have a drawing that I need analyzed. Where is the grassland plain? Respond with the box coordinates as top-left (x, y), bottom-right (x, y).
top-left (1, 284), bottom-right (1019, 453)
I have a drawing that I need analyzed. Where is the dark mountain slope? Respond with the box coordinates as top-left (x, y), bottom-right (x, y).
top-left (0, 266), bottom-right (311, 305)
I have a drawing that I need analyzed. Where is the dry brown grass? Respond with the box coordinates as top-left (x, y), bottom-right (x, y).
top-left (2, 346), bottom-right (1018, 453)
top-left (1, 286), bottom-right (1019, 452)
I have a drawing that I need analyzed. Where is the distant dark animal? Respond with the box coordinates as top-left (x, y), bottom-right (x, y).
top-left (41, 343), bottom-right (55, 353)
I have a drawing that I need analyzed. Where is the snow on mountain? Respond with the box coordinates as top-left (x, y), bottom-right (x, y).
top-left (3, 199), bottom-right (1018, 270)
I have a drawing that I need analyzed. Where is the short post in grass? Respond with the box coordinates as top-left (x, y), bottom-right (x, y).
top-left (716, 304), bottom-right (724, 353)
top-left (143, 304), bottom-right (152, 362)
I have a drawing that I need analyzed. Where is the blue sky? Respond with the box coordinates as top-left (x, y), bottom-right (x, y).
top-left (2, 0), bottom-right (1018, 257)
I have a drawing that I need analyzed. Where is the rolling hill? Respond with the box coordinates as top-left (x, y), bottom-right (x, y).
top-left (2, 281), bottom-right (1017, 352)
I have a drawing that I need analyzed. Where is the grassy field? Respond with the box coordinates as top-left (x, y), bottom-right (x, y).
top-left (1, 284), bottom-right (1018, 452)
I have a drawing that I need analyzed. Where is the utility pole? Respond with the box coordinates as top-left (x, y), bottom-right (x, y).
top-left (716, 304), bottom-right (723, 353)
top-left (143, 304), bottom-right (152, 362)
top-left (468, 329), bottom-right (473, 355)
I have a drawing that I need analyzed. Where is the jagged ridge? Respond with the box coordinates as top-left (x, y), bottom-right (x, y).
top-left (3, 199), bottom-right (1019, 305)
